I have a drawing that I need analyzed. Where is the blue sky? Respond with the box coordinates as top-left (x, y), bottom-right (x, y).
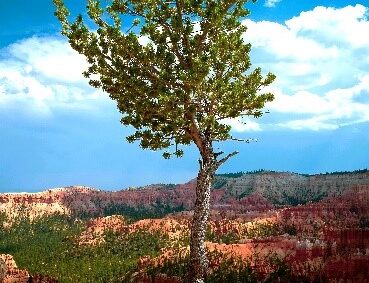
top-left (1, 0), bottom-right (369, 192)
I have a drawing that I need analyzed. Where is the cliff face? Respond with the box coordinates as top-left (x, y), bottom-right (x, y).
top-left (216, 171), bottom-right (369, 205)
top-left (0, 182), bottom-right (269, 220)
top-left (0, 187), bottom-right (94, 220)
top-left (1, 171), bottom-right (369, 220)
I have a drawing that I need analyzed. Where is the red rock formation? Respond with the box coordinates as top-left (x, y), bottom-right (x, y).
top-left (78, 215), bottom-right (127, 245)
top-left (0, 182), bottom-right (275, 222)
top-left (1, 180), bottom-right (369, 282)
top-left (324, 228), bottom-right (369, 250)
top-left (0, 254), bottom-right (29, 283)
top-left (278, 185), bottom-right (369, 237)
top-left (324, 256), bottom-right (369, 281)
top-left (29, 274), bottom-right (58, 283)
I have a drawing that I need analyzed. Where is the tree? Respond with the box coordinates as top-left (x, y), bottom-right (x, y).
top-left (53, 0), bottom-right (275, 281)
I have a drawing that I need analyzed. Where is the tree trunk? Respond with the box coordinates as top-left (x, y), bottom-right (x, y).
top-left (189, 151), bottom-right (217, 283)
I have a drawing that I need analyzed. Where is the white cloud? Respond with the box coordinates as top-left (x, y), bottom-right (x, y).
top-left (279, 118), bottom-right (338, 131)
top-left (0, 36), bottom-right (110, 116)
top-left (267, 76), bottom-right (369, 130)
top-left (240, 4), bottom-right (369, 131)
top-left (264, 0), bottom-right (281, 8)
top-left (8, 37), bottom-right (89, 83)
top-left (243, 19), bottom-right (339, 61)
top-left (286, 5), bottom-right (369, 48)
top-left (267, 88), bottom-right (331, 114)
top-left (138, 35), bottom-right (151, 46)
top-left (222, 118), bottom-right (261, 132)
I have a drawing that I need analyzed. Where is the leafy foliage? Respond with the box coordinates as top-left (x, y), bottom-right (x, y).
top-left (54, 0), bottom-right (275, 158)
top-left (246, 222), bottom-right (280, 239)
top-left (216, 169), bottom-right (275, 178)
top-left (281, 224), bottom-right (297, 236)
top-left (280, 188), bottom-right (328, 206)
top-left (359, 216), bottom-right (369, 228)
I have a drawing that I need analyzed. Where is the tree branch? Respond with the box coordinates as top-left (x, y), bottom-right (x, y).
top-left (214, 151), bottom-right (224, 158)
top-left (195, 1), bottom-right (235, 55)
top-left (229, 137), bottom-right (257, 143)
top-left (123, 5), bottom-right (188, 69)
top-left (159, 20), bottom-right (190, 69)
top-left (176, 0), bottom-right (193, 66)
top-left (217, 151), bottom-right (239, 166)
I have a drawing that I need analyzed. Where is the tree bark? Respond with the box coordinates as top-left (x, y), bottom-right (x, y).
top-left (189, 150), bottom-right (217, 283)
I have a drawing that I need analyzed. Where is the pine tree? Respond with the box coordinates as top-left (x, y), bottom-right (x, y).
top-left (53, 0), bottom-right (275, 281)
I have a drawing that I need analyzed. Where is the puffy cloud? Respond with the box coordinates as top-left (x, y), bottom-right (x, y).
top-left (241, 4), bottom-right (369, 131)
top-left (267, 88), bottom-right (331, 115)
top-left (222, 118), bottom-right (261, 132)
top-left (242, 19), bottom-right (339, 61)
top-left (286, 5), bottom-right (369, 48)
top-left (8, 37), bottom-right (89, 83)
top-left (0, 36), bottom-right (109, 117)
top-left (267, 76), bottom-right (369, 130)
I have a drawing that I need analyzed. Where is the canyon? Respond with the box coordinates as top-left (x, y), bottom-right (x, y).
top-left (0, 170), bottom-right (369, 282)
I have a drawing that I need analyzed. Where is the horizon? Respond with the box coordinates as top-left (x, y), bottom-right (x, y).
top-left (1, 167), bottom-right (369, 194)
top-left (1, 0), bottom-right (369, 192)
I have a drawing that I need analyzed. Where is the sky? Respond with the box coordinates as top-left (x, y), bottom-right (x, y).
top-left (1, 0), bottom-right (369, 192)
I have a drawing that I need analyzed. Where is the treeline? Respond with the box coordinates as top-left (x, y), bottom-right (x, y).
top-left (75, 200), bottom-right (186, 222)
top-left (216, 169), bottom-right (275, 178)
top-left (318, 168), bottom-right (368, 176)
top-left (102, 201), bottom-right (185, 222)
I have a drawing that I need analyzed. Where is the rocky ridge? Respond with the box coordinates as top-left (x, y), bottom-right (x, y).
top-left (216, 170), bottom-right (369, 204)
top-left (0, 254), bottom-right (29, 283)
top-left (1, 170), bottom-right (369, 221)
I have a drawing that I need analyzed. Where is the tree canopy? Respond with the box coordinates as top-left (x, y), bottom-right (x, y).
top-left (54, 0), bottom-right (275, 159)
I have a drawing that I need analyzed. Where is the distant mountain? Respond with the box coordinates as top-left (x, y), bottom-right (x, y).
top-left (1, 169), bottom-right (369, 219)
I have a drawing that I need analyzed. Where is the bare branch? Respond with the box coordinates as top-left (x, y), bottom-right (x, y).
top-left (214, 151), bottom-right (224, 158)
top-left (217, 150), bottom-right (239, 166)
top-left (229, 137), bottom-right (257, 143)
